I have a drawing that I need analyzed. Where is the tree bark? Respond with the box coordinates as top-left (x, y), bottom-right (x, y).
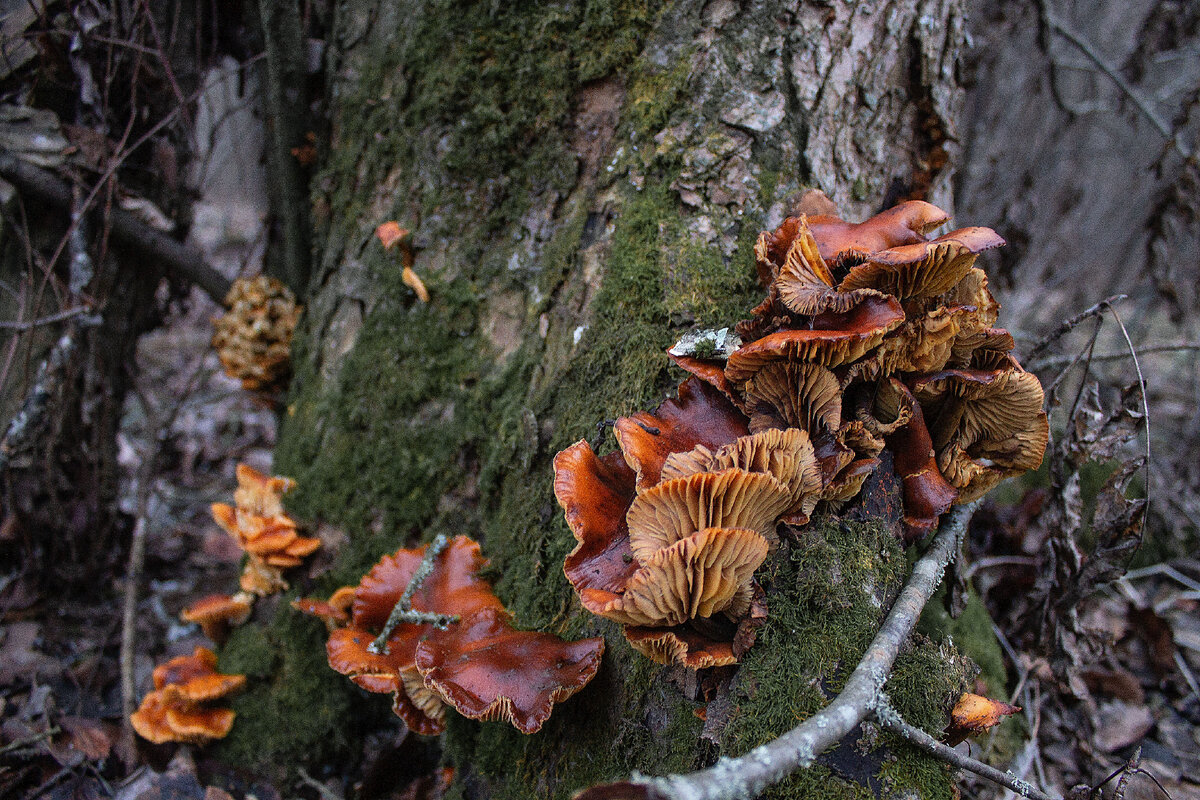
top-left (230, 1), bottom-right (993, 796)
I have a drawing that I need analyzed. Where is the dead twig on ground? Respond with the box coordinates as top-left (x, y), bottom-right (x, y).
top-left (577, 501), bottom-right (980, 800)
top-left (875, 697), bottom-right (1060, 800)
top-left (369, 532), bottom-right (460, 654)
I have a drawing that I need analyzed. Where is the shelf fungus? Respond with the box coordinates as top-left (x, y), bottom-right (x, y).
top-left (211, 275), bottom-right (302, 392)
top-left (554, 379), bottom-right (820, 668)
top-left (213, 464), bottom-right (319, 596)
top-left (557, 199), bottom-right (1048, 666)
top-left (130, 647), bottom-right (246, 744)
top-left (299, 535), bottom-right (604, 735)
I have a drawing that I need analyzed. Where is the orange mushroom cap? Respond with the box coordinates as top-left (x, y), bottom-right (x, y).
top-left (131, 647), bottom-right (245, 745)
top-left (614, 378), bottom-right (749, 492)
top-left (944, 692), bottom-right (1021, 745)
top-left (375, 221), bottom-right (409, 250)
top-left (806, 200), bottom-right (951, 262)
top-left (180, 593), bottom-right (253, 642)
top-left (414, 607), bottom-right (605, 735)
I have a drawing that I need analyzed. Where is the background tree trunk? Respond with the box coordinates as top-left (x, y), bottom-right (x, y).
top-left (220, 1), bottom-right (999, 797)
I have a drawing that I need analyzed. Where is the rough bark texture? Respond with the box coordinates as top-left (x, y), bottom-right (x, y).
top-left (220, 1), bottom-right (1001, 797)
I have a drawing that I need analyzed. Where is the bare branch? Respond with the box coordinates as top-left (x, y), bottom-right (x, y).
top-left (577, 501), bottom-right (980, 800)
top-left (0, 152), bottom-right (232, 302)
top-left (874, 697), bottom-right (1061, 800)
top-left (1025, 294), bottom-right (1125, 362)
top-left (1027, 342), bottom-right (1200, 371)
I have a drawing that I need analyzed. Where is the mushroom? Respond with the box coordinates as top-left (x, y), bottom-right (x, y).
top-left (211, 275), bottom-right (302, 392)
top-left (414, 607), bottom-right (604, 734)
top-left (912, 363), bottom-right (1049, 502)
top-left (180, 592), bottom-right (253, 642)
top-left (320, 535), bottom-right (603, 735)
top-left (806, 200), bottom-right (951, 263)
top-left (130, 647), bottom-right (246, 745)
top-left (212, 464), bottom-right (320, 596)
top-left (291, 586), bottom-right (356, 631)
top-left (944, 692), bottom-right (1021, 746)
top-left (614, 378), bottom-right (748, 492)
top-left (838, 227), bottom-right (1005, 300)
top-left (873, 379), bottom-right (958, 542)
top-left (724, 295), bottom-right (905, 382)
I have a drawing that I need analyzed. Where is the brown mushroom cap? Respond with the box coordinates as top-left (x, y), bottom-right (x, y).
top-left (414, 608), bottom-right (605, 735)
top-left (725, 295), bottom-right (905, 383)
top-left (180, 594), bottom-right (253, 641)
top-left (774, 218), bottom-right (885, 316)
top-left (292, 586), bottom-right (355, 629)
top-left (806, 200), bottom-right (951, 262)
top-left (554, 440), bottom-right (640, 598)
top-left (661, 429), bottom-right (823, 518)
top-left (876, 379), bottom-right (959, 542)
top-left (945, 692), bottom-right (1021, 746)
top-left (578, 526), bottom-right (769, 627)
top-left (625, 469), bottom-right (792, 560)
top-left (324, 536), bottom-right (509, 735)
top-left (839, 227), bottom-right (1005, 300)
top-left (614, 378), bottom-right (749, 492)
top-left (913, 366), bottom-right (1049, 502)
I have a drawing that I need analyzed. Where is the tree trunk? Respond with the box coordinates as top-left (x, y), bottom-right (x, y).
top-left (220, 1), bottom-right (998, 797)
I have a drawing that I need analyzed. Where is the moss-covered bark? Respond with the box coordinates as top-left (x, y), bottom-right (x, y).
top-left (219, 0), bottom-right (1011, 796)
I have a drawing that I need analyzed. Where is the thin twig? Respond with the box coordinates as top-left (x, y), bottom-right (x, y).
top-left (120, 355), bottom-right (215, 720)
top-left (0, 306), bottom-right (97, 331)
top-left (297, 767), bottom-right (343, 800)
top-left (368, 532), bottom-right (460, 654)
top-left (1028, 342), bottom-right (1200, 371)
top-left (577, 502), bottom-right (980, 800)
top-left (1107, 305), bottom-right (1151, 540)
top-left (1025, 295), bottom-right (1125, 362)
top-left (874, 697), bottom-right (1061, 800)
top-left (0, 726), bottom-right (60, 756)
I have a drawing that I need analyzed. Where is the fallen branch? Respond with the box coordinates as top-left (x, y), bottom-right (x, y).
top-left (874, 697), bottom-right (1061, 800)
top-left (0, 152), bottom-right (231, 302)
top-left (577, 501), bottom-right (980, 800)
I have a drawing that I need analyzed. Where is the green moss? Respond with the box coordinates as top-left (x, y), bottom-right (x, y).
top-left (720, 518), bottom-right (968, 799)
top-left (214, 606), bottom-right (359, 776)
top-left (626, 52), bottom-right (695, 139)
top-left (442, 624), bottom-right (704, 800)
top-left (918, 587), bottom-right (1006, 697)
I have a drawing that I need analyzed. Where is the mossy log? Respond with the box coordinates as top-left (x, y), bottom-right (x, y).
top-left (219, 0), bottom-right (1007, 796)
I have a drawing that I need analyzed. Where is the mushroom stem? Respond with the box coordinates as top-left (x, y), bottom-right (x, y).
top-left (369, 532), bottom-right (460, 654)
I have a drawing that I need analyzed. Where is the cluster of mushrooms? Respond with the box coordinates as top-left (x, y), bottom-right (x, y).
top-left (554, 199), bottom-right (1048, 669)
top-left (297, 536), bottom-right (605, 735)
top-left (130, 647), bottom-right (245, 744)
top-left (132, 465), bottom-right (323, 745)
top-left (211, 275), bottom-right (302, 392)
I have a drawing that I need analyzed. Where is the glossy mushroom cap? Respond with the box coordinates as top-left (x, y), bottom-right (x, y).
top-left (130, 647), bottom-right (246, 745)
top-left (180, 593), bottom-right (253, 642)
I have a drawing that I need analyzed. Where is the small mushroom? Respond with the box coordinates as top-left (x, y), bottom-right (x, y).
top-left (292, 586), bottom-right (356, 631)
top-left (944, 692), bottom-right (1021, 745)
top-left (806, 200), bottom-right (951, 262)
top-left (180, 592), bottom-right (253, 642)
